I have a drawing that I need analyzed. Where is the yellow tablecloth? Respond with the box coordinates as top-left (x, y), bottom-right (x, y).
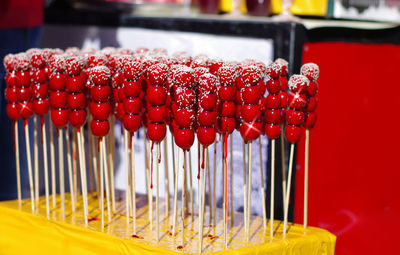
top-left (0, 194), bottom-right (335, 255)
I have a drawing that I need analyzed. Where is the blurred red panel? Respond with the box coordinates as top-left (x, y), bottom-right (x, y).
top-left (294, 42), bottom-right (400, 255)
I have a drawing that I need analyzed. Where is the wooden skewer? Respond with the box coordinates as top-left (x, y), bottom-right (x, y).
top-left (77, 128), bottom-right (89, 225)
top-left (34, 116), bottom-right (39, 205)
top-left (13, 120), bottom-right (22, 204)
top-left (149, 140), bottom-right (153, 230)
top-left (223, 135), bottom-right (228, 248)
top-left (188, 150), bottom-right (194, 222)
top-left (123, 129), bottom-right (131, 224)
top-left (24, 120), bottom-right (35, 212)
top-left (283, 143), bottom-right (295, 238)
top-left (280, 126), bottom-right (287, 215)
top-left (109, 117), bottom-right (116, 212)
top-left (156, 142), bottom-right (160, 241)
top-left (72, 129), bottom-right (78, 201)
top-left (58, 128), bottom-right (65, 218)
top-left (198, 144), bottom-right (202, 242)
top-left (163, 138), bottom-right (170, 214)
top-left (172, 146), bottom-right (179, 236)
top-left (270, 139), bottom-right (276, 238)
top-left (207, 147), bottom-right (212, 225)
top-left (246, 141), bottom-right (253, 242)
top-left (49, 121), bottom-right (56, 208)
top-left (212, 141), bottom-right (217, 228)
top-left (99, 137), bottom-right (105, 229)
top-left (131, 133), bottom-right (136, 235)
top-left (66, 126), bottom-right (75, 212)
top-left (242, 141), bottom-right (247, 239)
top-left (88, 126), bottom-right (94, 192)
top-left (42, 119), bottom-right (50, 217)
top-left (258, 137), bottom-right (267, 232)
top-left (90, 130), bottom-right (99, 196)
top-left (199, 147), bottom-right (208, 253)
top-left (102, 136), bottom-right (112, 222)
top-left (304, 129), bottom-right (310, 229)
top-left (181, 149), bottom-right (187, 248)
top-left (230, 134), bottom-right (234, 226)
top-left (14, 121), bottom-right (21, 207)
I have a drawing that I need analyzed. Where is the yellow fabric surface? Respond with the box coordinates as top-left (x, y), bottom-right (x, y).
top-left (0, 194), bottom-right (336, 255)
top-left (271, 0), bottom-right (328, 16)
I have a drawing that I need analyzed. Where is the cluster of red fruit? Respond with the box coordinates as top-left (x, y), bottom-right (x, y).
top-left (300, 63), bottom-right (319, 130)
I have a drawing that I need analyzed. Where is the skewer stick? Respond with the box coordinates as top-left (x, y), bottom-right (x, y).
top-left (258, 137), bottom-right (267, 232)
top-left (172, 147), bottom-right (179, 236)
top-left (49, 121), bottom-right (56, 208)
top-left (242, 141), bottom-right (247, 239)
top-left (270, 139), bottom-right (276, 238)
top-left (88, 126), bottom-right (94, 192)
top-left (246, 141), bottom-right (253, 242)
top-left (280, 126), bottom-right (287, 213)
top-left (90, 131), bottom-right (99, 196)
top-left (102, 136), bottom-right (112, 222)
top-left (34, 116), bottom-right (39, 205)
top-left (304, 129), bottom-right (310, 229)
top-left (199, 148), bottom-right (208, 253)
top-left (230, 135), bottom-right (234, 226)
top-left (188, 150), bottom-right (194, 221)
top-left (66, 126), bottom-right (75, 212)
top-left (41, 119), bottom-right (49, 216)
top-left (24, 120), bottom-right (35, 212)
top-left (131, 133), bottom-right (136, 235)
top-left (212, 141), bottom-right (217, 228)
top-left (283, 143), bottom-right (295, 237)
top-left (109, 117), bottom-right (116, 212)
top-left (149, 140), bottom-right (153, 230)
top-left (58, 128), bottom-right (65, 218)
top-left (207, 148), bottom-right (212, 225)
top-left (198, 144), bottom-right (202, 239)
top-left (155, 142), bottom-right (160, 241)
top-left (72, 130), bottom-right (78, 200)
top-left (99, 137), bottom-right (105, 229)
top-left (181, 150), bottom-right (187, 248)
top-left (163, 138), bottom-right (170, 214)
top-left (77, 128), bottom-right (89, 225)
top-left (223, 135), bottom-right (228, 248)
top-left (14, 121), bottom-right (21, 206)
top-left (123, 129), bottom-right (131, 224)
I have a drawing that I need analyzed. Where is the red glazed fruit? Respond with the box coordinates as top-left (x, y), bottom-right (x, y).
top-left (147, 85), bottom-right (167, 106)
top-left (288, 93), bottom-right (307, 109)
top-left (175, 88), bottom-right (195, 109)
top-left (265, 80), bottom-right (280, 94)
top-left (123, 114), bottom-right (142, 132)
top-left (279, 91), bottom-right (288, 108)
top-left (67, 93), bottom-right (86, 110)
top-left (5, 72), bottom-right (18, 87)
top-left (69, 109), bottom-right (87, 127)
top-left (197, 126), bottom-right (216, 147)
top-left (218, 101), bottom-right (235, 117)
top-left (242, 65), bottom-right (262, 86)
top-left (147, 122), bottom-right (167, 143)
top-left (266, 94), bottom-right (281, 109)
top-left (115, 103), bottom-right (125, 121)
top-left (31, 69), bottom-right (47, 83)
top-left (173, 66), bottom-right (194, 88)
top-left (90, 119), bottom-right (110, 137)
top-left (5, 87), bottom-right (19, 102)
top-left (217, 85), bottom-right (235, 102)
top-left (49, 73), bottom-right (66, 91)
top-left (148, 105), bottom-right (167, 123)
top-left (307, 81), bottom-right (318, 96)
top-left (288, 75), bottom-right (308, 93)
top-left (239, 122), bottom-right (261, 141)
top-left (265, 109), bottom-right (282, 124)
top-left (175, 108), bottom-right (195, 128)
top-left (306, 97), bottom-right (317, 112)
top-left (174, 128), bottom-right (195, 150)
top-left (148, 63), bottom-right (168, 86)
top-left (18, 87), bottom-right (32, 102)
top-left (199, 93), bottom-right (217, 111)
top-left (217, 117), bottom-right (235, 135)
top-left (217, 65), bottom-right (236, 86)
top-left (90, 85), bottom-right (111, 102)
top-left (266, 63), bottom-right (281, 79)
top-left (123, 80), bottom-right (141, 98)
top-left (286, 109), bottom-right (305, 126)
top-left (66, 73), bottom-right (85, 92)
top-left (50, 91), bottom-right (68, 109)
top-left (6, 103), bottom-right (20, 120)
top-left (19, 101), bottom-right (34, 119)
top-left (32, 83), bottom-right (48, 99)
top-left (285, 125), bottom-right (302, 143)
top-left (123, 98), bottom-right (142, 114)
top-left (241, 104), bottom-right (261, 123)
top-left (33, 98), bottom-right (50, 116)
top-left (51, 109), bottom-right (69, 128)
top-left (65, 57), bottom-right (82, 76)
top-left (123, 60), bottom-right (142, 81)
top-left (197, 110), bottom-right (216, 126)
top-left (241, 85), bottom-right (260, 105)
top-left (90, 101), bottom-right (111, 121)
top-left (304, 112), bottom-right (317, 129)
top-left (89, 66), bottom-right (111, 86)
top-left (265, 123), bottom-right (281, 139)
top-left (16, 71), bottom-right (31, 87)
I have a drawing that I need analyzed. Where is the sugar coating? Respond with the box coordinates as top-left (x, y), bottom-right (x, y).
top-left (65, 47), bottom-right (80, 56)
top-left (89, 66), bottom-right (111, 83)
top-left (288, 74), bottom-right (309, 91)
top-left (198, 73), bottom-right (217, 94)
top-left (49, 55), bottom-right (66, 73)
top-left (87, 53), bottom-right (108, 68)
top-left (123, 59), bottom-right (143, 80)
top-left (14, 53), bottom-right (30, 71)
top-left (3, 54), bottom-right (15, 71)
top-left (266, 62), bottom-right (282, 79)
top-left (300, 63), bottom-right (319, 81)
top-left (175, 87), bottom-right (196, 108)
top-left (217, 65), bottom-right (236, 86)
top-left (148, 63), bottom-right (169, 85)
top-left (194, 67), bottom-right (209, 83)
top-left (173, 66), bottom-right (195, 88)
top-left (242, 64), bottom-right (262, 85)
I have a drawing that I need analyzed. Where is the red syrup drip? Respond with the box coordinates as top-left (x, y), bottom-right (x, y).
top-left (223, 133), bottom-right (228, 242)
top-left (24, 119), bottom-right (28, 135)
top-left (158, 142), bottom-right (161, 164)
top-left (205, 234), bottom-right (218, 240)
top-left (55, 127), bottom-right (59, 135)
top-left (98, 137), bottom-right (102, 153)
top-left (129, 132), bottom-right (133, 149)
top-left (150, 141), bottom-right (154, 189)
top-left (201, 145), bottom-right (205, 170)
top-left (177, 245), bottom-right (183, 250)
top-left (131, 234), bottom-right (144, 239)
top-left (40, 116), bottom-right (44, 144)
top-left (88, 216), bottom-right (99, 222)
top-left (12, 120), bottom-right (16, 152)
